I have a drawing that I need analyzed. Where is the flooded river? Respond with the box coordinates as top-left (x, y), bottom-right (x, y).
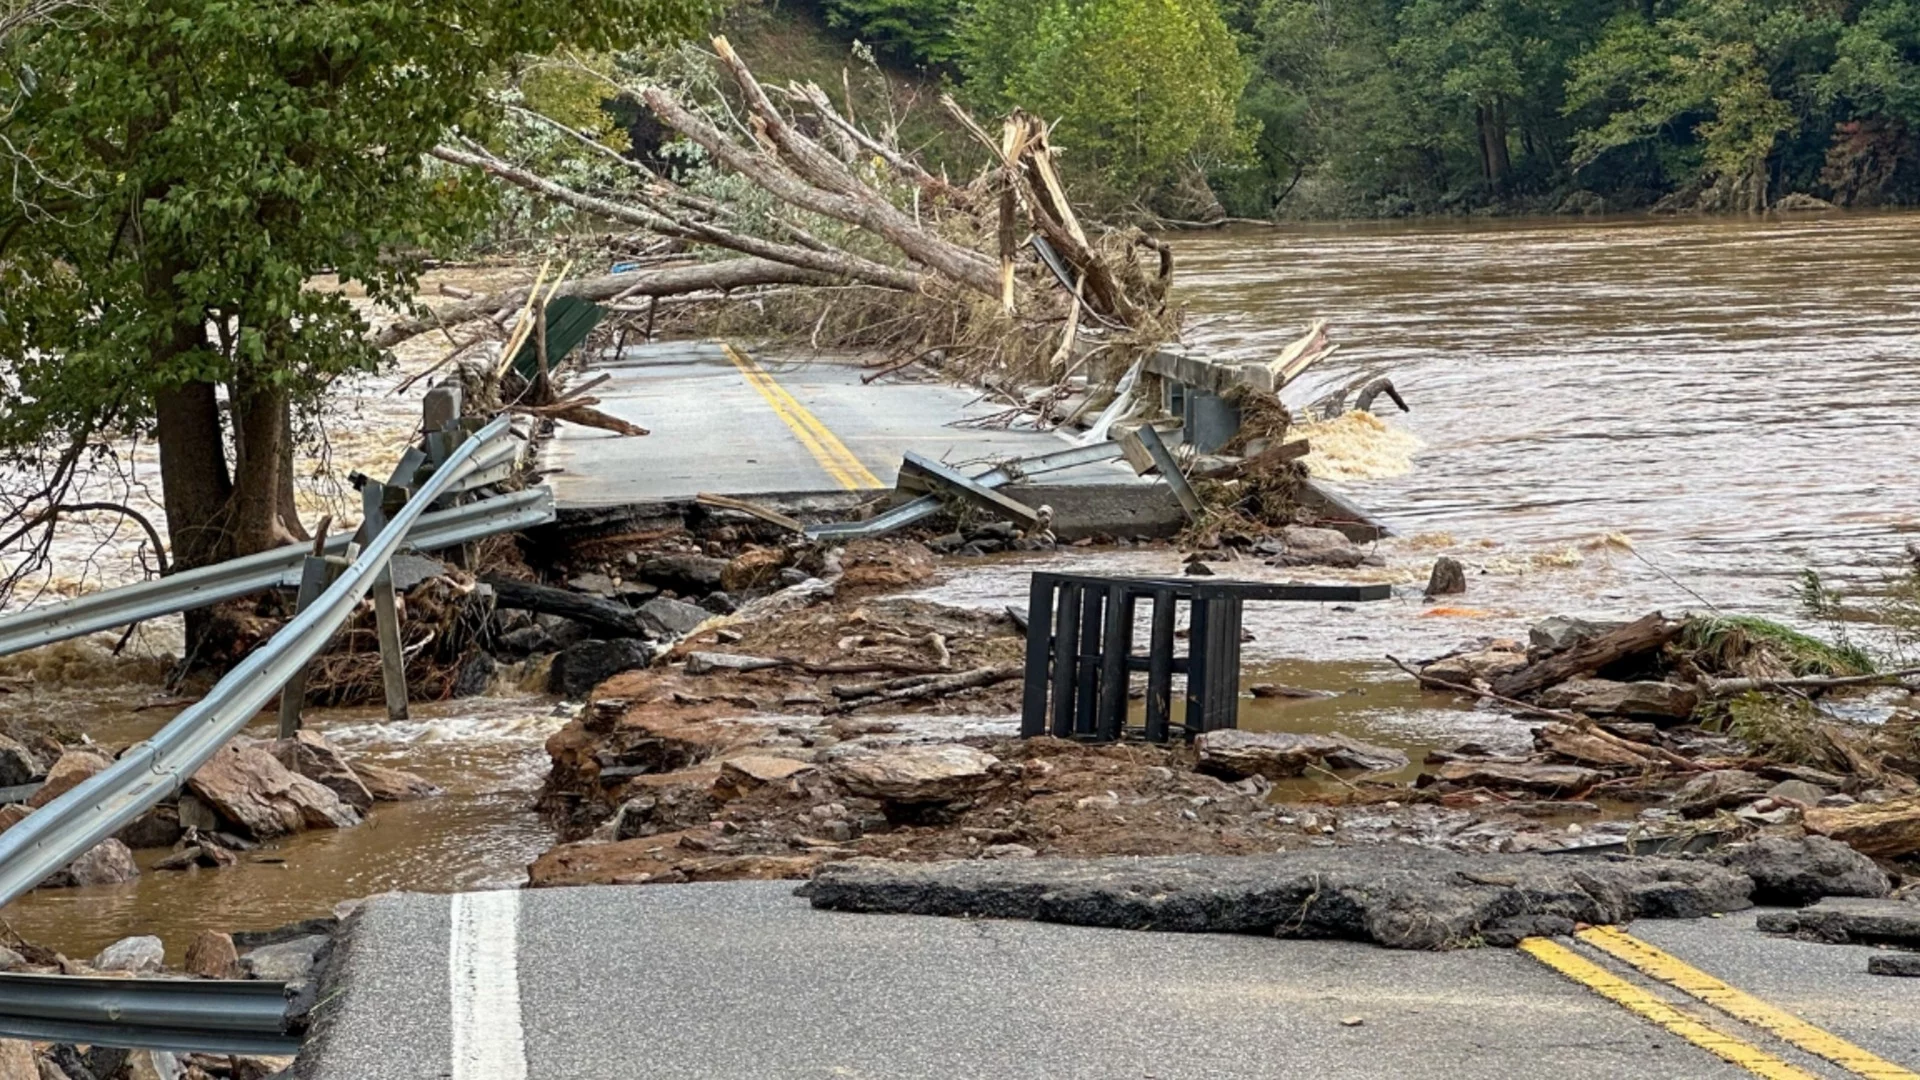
top-left (7, 214), bottom-right (1919, 958)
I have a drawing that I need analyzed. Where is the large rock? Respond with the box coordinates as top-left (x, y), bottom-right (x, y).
top-left (354, 761), bottom-right (441, 803)
top-left (0, 805), bottom-right (27, 834)
top-left (116, 804), bottom-right (184, 850)
top-left (638, 554), bottom-right (729, 594)
top-left (1669, 770), bottom-right (1769, 818)
top-left (636, 597), bottom-right (710, 639)
top-left (188, 742), bottom-right (361, 840)
top-left (93, 935), bottom-right (164, 974)
top-left (28, 748), bottom-right (112, 807)
top-left (0, 734), bottom-right (41, 788)
top-left (807, 847), bottom-right (1757, 950)
top-left (1803, 795), bottom-right (1920, 858)
top-left (612, 781), bottom-right (721, 841)
top-left (1196, 730), bottom-right (1408, 780)
top-left (1552, 680), bottom-right (1699, 721)
top-left (825, 744), bottom-right (1004, 803)
top-left (184, 930), bottom-right (240, 979)
top-left (269, 731), bottom-right (374, 813)
top-left (1711, 836), bottom-right (1890, 906)
top-left (715, 754), bottom-right (816, 798)
top-left (1420, 649), bottom-right (1528, 686)
top-left (1528, 616), bottom-right (1624, 654)
top-left (1428, 760), bottom-right (1603, 795)
top-left (1757, 897), bottom-right (1920, 946)
top-left (1268, 526), bottom-right (1365, 569)
top-left (549, 639), bottom-right (653, 700)
top-left (240, 934), bottom-right (329, 987)
top-left (41, 838), bottom-right (139, 888)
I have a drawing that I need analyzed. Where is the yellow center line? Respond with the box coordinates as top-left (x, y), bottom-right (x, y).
top-left (1519, 938), bottom-right (1822, 1080)
top-left (1579, 926), bottom-right (1919, 1080)
top-left (721, 343), bottom-right (883, 490)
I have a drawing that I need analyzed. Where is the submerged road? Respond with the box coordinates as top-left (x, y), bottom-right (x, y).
top-left (298, 882), bottom-right (1916, 1080)
top-left (541, 340), bottom-right (1161, 510)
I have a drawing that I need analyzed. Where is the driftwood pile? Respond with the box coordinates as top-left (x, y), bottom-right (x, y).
top-left (1398, 613), bottom-right (1920, 861)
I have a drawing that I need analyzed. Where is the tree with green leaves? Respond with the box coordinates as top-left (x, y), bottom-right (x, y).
top-left (0, 0), bottom-right (702, 614)
top-left (958, 0), bottom-right (1251, 207)
top-left (822, 0), bottom-right (964, 68)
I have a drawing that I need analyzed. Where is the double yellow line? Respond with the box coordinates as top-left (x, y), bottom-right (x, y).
top-left (1522, 927), bottom-right (1917, 1080)
top-left (722, 343), bottom-right (882, 491)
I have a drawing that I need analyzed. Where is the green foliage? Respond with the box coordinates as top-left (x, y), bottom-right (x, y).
top-left (1683, 614), bottom-right (1877, 677)
top-left (0, 0), bottom-right (705, 451)
top-left (822, 0), bottom-right (964, 67)
top-left (958, 0), bottom-right (1251, 202)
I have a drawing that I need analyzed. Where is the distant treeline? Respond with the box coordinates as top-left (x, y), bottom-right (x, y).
top-left (811, 0), bottom-right (1920, 217)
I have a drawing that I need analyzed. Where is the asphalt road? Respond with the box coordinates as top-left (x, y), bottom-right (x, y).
top-left (541, 341), bottom-right (1155, 508)
top-left (294, 880), bottom-right (1920, 1080)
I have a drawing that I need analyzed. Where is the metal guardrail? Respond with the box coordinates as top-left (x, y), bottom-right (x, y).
top-left (0, 973), bottom-right (300, 1055)
top-left (0, 415), bottom-right (514, 911)
top-left (807, 441), bottom-right (1123, 540)
top-left (0, 485), bottom-right (552, 659)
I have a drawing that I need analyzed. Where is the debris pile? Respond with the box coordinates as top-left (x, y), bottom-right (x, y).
top-left (1401, 611), bottom-right (1920, 864)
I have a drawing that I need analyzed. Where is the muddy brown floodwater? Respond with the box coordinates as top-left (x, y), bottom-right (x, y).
top-left (9, 214), bottom-right (1919, 958)
top-left (0, 676), bottom-right (564, 962)
top-left (1177, 212), bottom-right (1920, 617)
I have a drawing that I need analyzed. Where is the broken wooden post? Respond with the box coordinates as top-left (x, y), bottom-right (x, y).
top-left (359, 481), bottom-right (411, 722)
top-left (278, 555), bottom-right (343, 736)
top-left (899, 451), bottom-right (1041, 531)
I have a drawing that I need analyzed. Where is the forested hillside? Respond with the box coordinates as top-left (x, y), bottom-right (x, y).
top-left (797, 0), bottom-right (1920, 217)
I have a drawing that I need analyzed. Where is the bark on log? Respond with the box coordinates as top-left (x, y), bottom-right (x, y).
top-left (483, 577), bottom-right (647, 639)
top-left (374, 261), bottom-right (841, 349)
top-left (827, 664), bottom-right (1021, 713)
top-left (1491, 613), bottom-right (1682, 699)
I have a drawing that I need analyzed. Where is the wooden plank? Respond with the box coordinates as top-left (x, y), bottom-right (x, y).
top-left (695, 492), bottom-right (805, 534)
top-left (899, 451), bottom-right (1040, 530)
top-left (1491, 613), bottom-right (1682, 699)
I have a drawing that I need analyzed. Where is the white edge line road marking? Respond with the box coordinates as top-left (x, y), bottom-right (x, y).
top-left (450, 890), bottom-right (528, 1080)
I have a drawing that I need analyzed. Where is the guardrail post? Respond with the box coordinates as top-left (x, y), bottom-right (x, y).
top-left (277, 555), bottom-right (338, 736)
top-left (359, 482), bottom-right (411, 723)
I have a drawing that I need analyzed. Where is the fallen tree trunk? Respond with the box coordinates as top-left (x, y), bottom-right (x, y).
top-left (483, 577), bottom-right (647, 639)
top-left (1491, 613), bottom-right (1681, 699)
top-left (374, 260), bottom-right (844, 348)
top-left (828, 663), bottom-right (1021, 713)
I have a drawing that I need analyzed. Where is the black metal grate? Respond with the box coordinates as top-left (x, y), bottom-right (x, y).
top-left (1019, 572), bottom-right (1392, 743)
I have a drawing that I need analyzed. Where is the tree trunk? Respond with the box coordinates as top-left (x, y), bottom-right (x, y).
top-left (228, 367), bottom-right (302, 556)
top-left (1477, 101), bottom-right (1512, 192)
top-left (154, 378), bottom-right (234, 571)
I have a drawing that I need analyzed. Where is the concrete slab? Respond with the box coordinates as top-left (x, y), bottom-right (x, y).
top-left (302, 882), bottom-right (1760, 1080)
top-left (543, 342), bottom-right (1166, 521)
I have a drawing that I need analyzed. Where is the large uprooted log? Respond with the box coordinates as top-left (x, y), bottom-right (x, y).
top-left (407, 37), bottom-right (1175, 385)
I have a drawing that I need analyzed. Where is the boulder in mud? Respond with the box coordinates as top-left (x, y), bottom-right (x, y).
top-left (41, 838), bottom-right (139, 888)
top-left (1424, 557), bottom-right (1467, 597)
top-left (355, 762), bottom-right (442, 803)
top-left (93, 935), bottom-right (164, 974)
top-left (0, 734), bottom-right (41, 788)
top-left (269, 731), bottom-right (374, 813)
top-left (1195, 730), bottom-right (1408, 780)
top-left (0, 1038), bottom-right (36, 1080)
top-left (1802, 795), bottom-right (1920, 858)
top-left (825, 744), bottom-right (1004, 804)
top-left (116, 804), bottom-right (185, 850)
top-left (0, 805), bottom-right (27, 834)
top-left (549, 639), bottom-right (654, 699)
top-left (612, 780), bottom-right (722, 841)
top-left (185, 931), bottom-right (240, 979)
top-left (639, 553), bottom-right (729, 594)
top-left (715, 754), bottom-right (816, 798)
top-left (188, 742), bottom-right (361, 840)
top-left (636, 597), bottom-right (710, 639)
top-left (240, 934), bottom-right (330, 987)
top-left (1669, 769), bottom-right (1769, 818)
top-left (28, 748), bottom-right (112, 807)
top-left (1710, 836), bottom-right (1889, 906)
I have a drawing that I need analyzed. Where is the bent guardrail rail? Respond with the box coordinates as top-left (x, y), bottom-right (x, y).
top-left (0, 469), bottom-right (551, 660)
top-left (0, 973), bottom-right (299, 1055)
top-left (0, 415), bottom-right (516, 909)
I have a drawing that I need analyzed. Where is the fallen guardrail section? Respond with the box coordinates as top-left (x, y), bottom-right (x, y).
top-left (0, 412), bottom-right (543, 1054)
top-left (0, 973), bottom-right (300, 1055)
